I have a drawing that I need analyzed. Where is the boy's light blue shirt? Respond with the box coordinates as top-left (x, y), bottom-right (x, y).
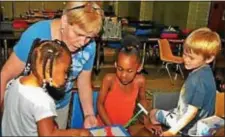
top-left (14, 20), bottom-right (96, 109)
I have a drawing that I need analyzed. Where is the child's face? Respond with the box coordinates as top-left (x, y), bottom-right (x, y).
top-left (115, 53), bottom-right (140, 85)
top-left (182, 50), bottom-right (207, 70)
top-left (51, 53), bottom-right (71, 87)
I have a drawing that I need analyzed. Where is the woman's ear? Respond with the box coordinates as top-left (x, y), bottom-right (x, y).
top-left (206, 56), bottom-right (215, 64)
top-left (61, 14), bottom-right (68, 29)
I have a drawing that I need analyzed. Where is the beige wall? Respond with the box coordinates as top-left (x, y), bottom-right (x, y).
top-left (1, 1), bottom-right (65, 19)
top-left (1, 1), bottom-right (13, 19)
top-left (117, 1), bottom-right (129, 18)
top-left (186, 1), bottom-right (211, 29)
top-left (114, 1), bottom-right (140, 20)
top-left (1, 1), bottom-right (211, 29)
top-left (139, 1), bottom-right (154, 21)
top-left (152, 1), bottom-right (190, 29)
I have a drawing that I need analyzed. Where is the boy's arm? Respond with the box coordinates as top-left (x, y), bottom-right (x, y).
top-left (37, 117), bottom-right (92, 136)
top-left (163, 104), bottom-right (198, 136)
top-left (97, 74), bottom-right (113, 125)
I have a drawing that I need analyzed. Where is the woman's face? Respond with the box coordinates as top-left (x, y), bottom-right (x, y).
top-left (61, 23), bottom-right (96, 53)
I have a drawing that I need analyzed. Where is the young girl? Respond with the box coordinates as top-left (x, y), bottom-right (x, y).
top-left (97, 35), bottom-right (148, 126)
top-left (1, 39), bottom-right (91, 136)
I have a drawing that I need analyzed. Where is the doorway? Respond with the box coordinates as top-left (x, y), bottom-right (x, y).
top-left (208, 1), bottom-right (225, 38)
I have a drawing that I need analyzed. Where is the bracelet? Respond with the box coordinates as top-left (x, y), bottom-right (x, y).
top-left (84, 114), bottom-right (95, 119)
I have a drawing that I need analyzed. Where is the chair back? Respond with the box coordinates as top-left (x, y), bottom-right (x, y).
top-left (215, 91), bottom-right (224, 117)
top-left (158, 39), bottom-right (174, 61)
top-left (70, 91), bottom-right (99, 128)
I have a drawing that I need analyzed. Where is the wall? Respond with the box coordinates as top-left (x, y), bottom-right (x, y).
top-left (139, 1), bottom-right (154, 21)
top-left (1, 1), bottom-right (13, 19)
top-left (116, 1), bottom-right (129, 18)
top-left (1, 1), bottom-right (65, 19)
top-left (152, 1), bottom-right (189, 29)
top-left (128, 1), bottom-right (140, 20)
top-left (115, 1), bottom-right (140, 20)
top-left (1, 1), bottom-right (211, 30)
top-left (186, 1), bottom-right (211, 29)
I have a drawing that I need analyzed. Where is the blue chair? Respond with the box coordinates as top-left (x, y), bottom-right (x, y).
top-left (70, 91), bottom-right (99, 128)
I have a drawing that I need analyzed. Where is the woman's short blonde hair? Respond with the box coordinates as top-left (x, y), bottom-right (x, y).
top-left (63, 1), bottom-right (103, 35)
top-left (184, 27), bottom-right (221, 59)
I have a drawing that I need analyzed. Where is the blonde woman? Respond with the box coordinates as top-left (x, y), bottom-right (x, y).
top-left (0, 1), bottom-right (103, 129)
top-left (2, 40), bottom-right (92, 136)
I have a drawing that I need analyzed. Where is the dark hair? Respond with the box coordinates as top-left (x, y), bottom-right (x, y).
top-left (116, 35), bottom-right (141, 63)
top-left (26, 39), bottom-right (71, 80)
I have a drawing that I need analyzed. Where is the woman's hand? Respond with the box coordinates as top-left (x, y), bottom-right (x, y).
top-left (84, 115), bottom-right (98, 128)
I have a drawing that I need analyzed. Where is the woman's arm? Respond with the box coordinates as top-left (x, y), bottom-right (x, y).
top-left (77, 70), bottom-right (94, 117)
top-left (77, 70), bottom-right (97, 128)
top-left (97, 74), bottom-right (113, 125)
top-left (37, 117), bottom-right (92, 136)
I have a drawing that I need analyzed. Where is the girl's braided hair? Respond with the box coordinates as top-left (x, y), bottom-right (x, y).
top-left (24, 38), bottom-right (71, 80)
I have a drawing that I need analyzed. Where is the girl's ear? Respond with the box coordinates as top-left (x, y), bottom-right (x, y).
top-left (205, 56), bottom-right (215, 64)
top-left (137, 64), bottom-right (143, 73)
top-left (61, 14), bottom-right (68, 29)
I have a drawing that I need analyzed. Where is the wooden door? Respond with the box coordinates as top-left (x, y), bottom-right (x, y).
top-left (208, 1), bottom-right (225, 35)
